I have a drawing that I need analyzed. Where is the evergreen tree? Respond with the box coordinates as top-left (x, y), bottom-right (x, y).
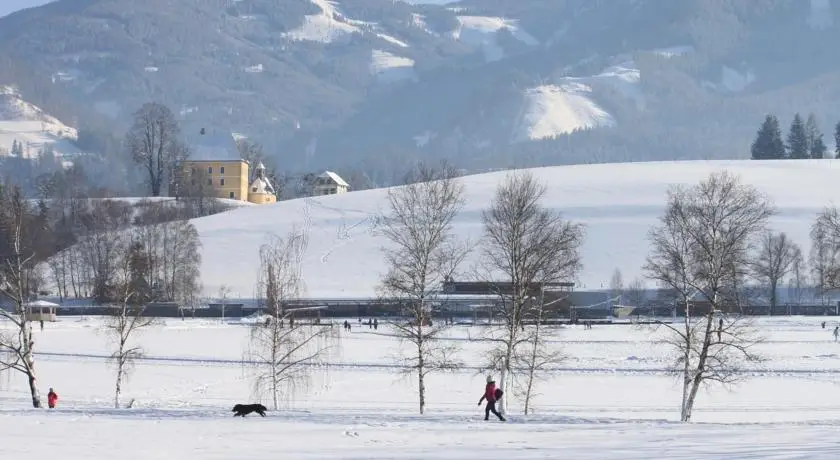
top-left (787, 113), bottom-right (809, 159)
top-left (751, 115), bottom-right (785, 160)
top-left (11, 139), bottom-right (23, 156)
top-left (127, 241), bottom-right (152, 305)
top-left (835, 121), bottom-right (840, 159)
top-left (806, 113), bottom-right (827, 159)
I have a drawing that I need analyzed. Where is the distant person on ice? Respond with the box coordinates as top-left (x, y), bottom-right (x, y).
top-left (47, 388), bottom-right (59, 409)
top-left (478, 375), bottom-right (505, 421)
top-left (834, 326), bottom-right (839, 342)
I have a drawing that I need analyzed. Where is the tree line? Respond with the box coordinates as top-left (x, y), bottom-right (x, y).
top-left (643, 171), bottom-right (840, 421)
top-left (243, 163), bottom-right (840, 423)
top-left (751, 113), bottom-right (840, 160)
top-left (10, 160), bottom-right (840, 422)
top-left (0, 180), bottom-right (202, 408)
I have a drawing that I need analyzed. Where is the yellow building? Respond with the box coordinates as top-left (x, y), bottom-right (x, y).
top-left (180, 129), bottom-right (276, 204)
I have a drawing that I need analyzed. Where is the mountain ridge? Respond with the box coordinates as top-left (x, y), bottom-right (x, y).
top-left (0, 0), bottom-right (838, 176)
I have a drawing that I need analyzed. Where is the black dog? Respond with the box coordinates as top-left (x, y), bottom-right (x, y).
top-left (232, 403), bottom-right (267, 417)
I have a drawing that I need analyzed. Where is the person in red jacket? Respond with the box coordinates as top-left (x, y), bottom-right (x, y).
top-left (47, 388), bottom-right (58, 409)
top-left (478, 375), bottom-right (505, 421)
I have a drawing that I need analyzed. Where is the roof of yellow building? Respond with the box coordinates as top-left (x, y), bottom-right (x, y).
top-left (186, 129), bottom-right (242, 162)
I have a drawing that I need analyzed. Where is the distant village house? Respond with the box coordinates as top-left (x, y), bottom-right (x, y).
top-left (312, 171), bottom-right (349, 196)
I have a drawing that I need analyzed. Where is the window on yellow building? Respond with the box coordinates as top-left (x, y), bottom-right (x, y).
top-left (207, 178), bottom-right (212, 186)
top-left (220, 166), bottom-right (225, 174)
top-left (208, 167), bottom-right (212, 174)
top-left (220, 178), bottom-right (225, 186)
top-left (229, 192), bottom-right (235, 199)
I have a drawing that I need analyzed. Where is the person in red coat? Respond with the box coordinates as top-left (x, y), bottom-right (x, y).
top-left (478, 375), bottom-right (505, 421)
top-left (47, 388), bottom-right (58, 409)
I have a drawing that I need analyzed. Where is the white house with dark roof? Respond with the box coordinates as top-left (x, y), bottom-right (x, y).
top-left (312, 171), bottom-right (349, 196)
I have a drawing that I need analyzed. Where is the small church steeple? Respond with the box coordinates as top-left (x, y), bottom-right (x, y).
top-left (255, 161), bottom-right (266, 179)
top-left (247, 160), bottom-right (276, 204)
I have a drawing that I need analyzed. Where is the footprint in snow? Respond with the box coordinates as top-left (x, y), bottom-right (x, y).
top-left (344, 430), bottom-right (359, 437)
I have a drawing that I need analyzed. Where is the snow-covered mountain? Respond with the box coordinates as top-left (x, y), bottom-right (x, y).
top-left (0, 85), bottom-right (80, 158)
top-left (1, 0), bottom-right (839, 174)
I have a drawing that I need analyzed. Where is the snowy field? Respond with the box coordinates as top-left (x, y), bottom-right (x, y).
top-left (4, 316), bottom-right (840, 458)
top-left (193, 159), bottom-right (840, 299)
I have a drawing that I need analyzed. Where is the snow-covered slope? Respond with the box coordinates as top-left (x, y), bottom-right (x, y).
top-left (282, 0), bottom-right (362, 43)
top-left (370, 50), bottom-right (417, 83)
top-left (191, 160), bottom-right (838, 298)
top-left (0, 85), bottom-right (81, 158)
top-left (7, 317), bottom-right (840, 458)
top-left (451, 16), bottom-right (539, 62)
top-left (512, 84), bottom-right (615, 142)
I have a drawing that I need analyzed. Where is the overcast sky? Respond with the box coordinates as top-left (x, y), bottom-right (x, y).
top-left (0, 0), bottom-right (55, 19)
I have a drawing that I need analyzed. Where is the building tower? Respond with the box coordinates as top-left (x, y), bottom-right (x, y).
top-left (247, 162), bottom-right (277, 204)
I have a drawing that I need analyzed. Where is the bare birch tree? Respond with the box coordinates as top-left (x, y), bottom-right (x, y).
top-left (751, 232), bottom-right (800, 314)
top-left (247, 231), bottom-right (339, 410)
top-left (609, 268), bottom-right (624, 304)
top-left (480, 171), bottom-right (584, 414)
top-left (105, 236), bottom-right (158, 409)
top-left (644, 171), bottom-right (771, 422)
top-left (515, 290), bottom-right (563, 415)
top-left (787, 249), bottom-right (807, 306)
top-left (125, 103), bottom-right (189, 197)
top-left (625, 278), bottom-right (647, 309)
top-left (379, 161), bottom-right (469, 414)
top-left (78, 205), bottom-right (128, 303)
top-left (0, 184), bottom-right (45, 407)
top-left (809, 207), bottom-right (840, 301)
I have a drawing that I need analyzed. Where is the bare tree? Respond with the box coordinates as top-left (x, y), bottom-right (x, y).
top-left (247, 231), bottom-right (339, 410)
top-left (379, 161), bottom-right (469, 414)
top-left (515, 290), bottom-right (563, 415)
top-left (217, 285), bottom-right (231, 320)
top-left (77, 204), bottom-right (128, 303)
top-left (125, 103), bottom-right (188, 197)
top-left (0, 184), bottom-right (45, 407)
top-left (625, 278), bottom-right (646, 309)
top-left (105, 235), bottom-right (158, 409)
top-left (787, 248), bottom-right (807, 306)
top-left (751, 232), bottom-right (800, 314)
top-left (160, 219), bottom-right (202, 305)
top-left (480, 171), bottom-right (585, 414)
top-left (644, 171), bottom-right (771, 422)
top-left (609, 268), bottom-right (624, 303)
top-left (176, 167), bottom-right (221, 218)
top-left (809, 207), bottom-right (840, 302)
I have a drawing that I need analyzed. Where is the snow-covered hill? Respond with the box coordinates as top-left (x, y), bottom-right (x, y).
top-left (0, 85), bottom-right (81, 158)
top-left (370, 50), bottom-right (417, 83)
top-left (191, 160), bottom-right (838, 299)
top-left (282, 0), bottom-right (362, 44)
top-left (512, 84), bottom-right (615, 142)
top-left (451, 15), bottom-right (539, 62)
